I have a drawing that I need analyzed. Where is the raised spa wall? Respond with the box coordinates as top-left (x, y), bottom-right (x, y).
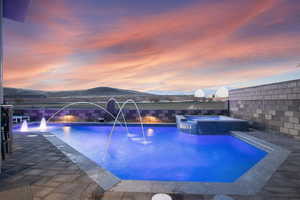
top-left (229, 79), bottom-right (300, 139)
top-left (176, 115), bottom-right (249, 135)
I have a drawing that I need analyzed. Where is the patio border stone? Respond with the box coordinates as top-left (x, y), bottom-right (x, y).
top-left (43, 134), bottom-right (120, 191)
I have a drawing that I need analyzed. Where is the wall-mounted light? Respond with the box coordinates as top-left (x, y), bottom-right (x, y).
top-left (59, 115), bottom-right (78, 122)
top-left (141, 115), bottom-right (161, 123)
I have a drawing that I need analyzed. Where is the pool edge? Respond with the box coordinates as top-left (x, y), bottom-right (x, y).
top-left (42, 131), bottom-right (290, 195)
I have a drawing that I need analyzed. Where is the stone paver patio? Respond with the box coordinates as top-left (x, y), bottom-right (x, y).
top-left (0, 130), bottom-right (300, 200)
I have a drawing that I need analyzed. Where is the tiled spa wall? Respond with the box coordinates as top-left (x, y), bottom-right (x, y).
top-left (13, 108), bottom-right (228, 123)
top-left (229, 79), bottom-right (300, 138)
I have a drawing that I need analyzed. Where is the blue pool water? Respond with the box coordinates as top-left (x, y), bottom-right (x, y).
top-left (18, 123), bottom-right (267, 182)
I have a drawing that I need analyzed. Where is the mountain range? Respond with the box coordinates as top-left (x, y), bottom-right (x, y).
top-left (3, 87), bottom-right (151, 98)
top-left (4, 87), bottom-right (230, 98)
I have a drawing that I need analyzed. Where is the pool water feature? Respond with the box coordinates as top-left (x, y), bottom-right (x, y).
top-left (20, 120), bottom-right (29, 132)
top-left (40, 123), bottom-right (266, 182)
top-left (104, 99), bottom-right (149, 160)
top-left (39, 117), bottom-right (47, 132)
top-left (42, 99), bottom-right (150, 158)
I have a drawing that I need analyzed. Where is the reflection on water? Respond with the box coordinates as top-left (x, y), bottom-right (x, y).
top-left (63, 126), bottom-right (71, 139)
top-left (147, 128), bottom-right (154, 136)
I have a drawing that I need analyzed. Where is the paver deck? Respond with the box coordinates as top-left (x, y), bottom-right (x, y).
top-left (0, 130), bottom-right (300, 200)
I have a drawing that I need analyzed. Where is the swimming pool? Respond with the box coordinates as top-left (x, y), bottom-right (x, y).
top-left (20, 123), bottom-right (266, 182)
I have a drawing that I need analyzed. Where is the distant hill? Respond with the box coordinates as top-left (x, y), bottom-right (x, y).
top-left (148, 90), bottom-right (194, 95)
top-left (4, 88), bottom-right (48, 98)
top-left (4, 87), bottom-right (151, 98)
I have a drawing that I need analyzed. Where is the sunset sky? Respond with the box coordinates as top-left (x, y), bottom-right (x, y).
top-left (3, 0), bottom-right (300, 92)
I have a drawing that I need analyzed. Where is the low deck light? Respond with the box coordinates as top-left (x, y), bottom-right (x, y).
top-left (152, 193), bottom-right (172, 200)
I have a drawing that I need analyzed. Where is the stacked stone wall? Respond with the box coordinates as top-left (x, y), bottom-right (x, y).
top-left (230, 79), bottom-right (300, 138)
top-left (14, 108), bottom-right (228, 123)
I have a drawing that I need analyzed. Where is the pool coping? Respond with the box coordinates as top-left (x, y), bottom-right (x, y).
top-left (179, 115), bottom-right (248, 122)
top-left (17, 121), bottom-right (177, 125)
top-left (42, 130), bottom-right (290, 195)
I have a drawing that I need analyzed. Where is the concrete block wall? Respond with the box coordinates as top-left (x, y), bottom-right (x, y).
top-left (229, 79), bottom-right (300, 138)
top-left (14, 108), bottom-right (228, 123)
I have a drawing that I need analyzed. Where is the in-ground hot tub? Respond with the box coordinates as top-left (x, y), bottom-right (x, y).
top-left (176, 115), bottom-right (249, 134)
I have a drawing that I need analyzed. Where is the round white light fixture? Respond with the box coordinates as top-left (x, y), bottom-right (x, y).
top-left (215, 87), bottom-right (229, 98)
top-left (152, 193), bottom-right (172, 200)
top-left (194, 89), bottom-right (205, 98)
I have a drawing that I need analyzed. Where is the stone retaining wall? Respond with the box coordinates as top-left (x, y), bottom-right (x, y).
top-left (229, 79), bottom-right (300, 138)
top-left (14, 108), bottom-right (228, 123)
